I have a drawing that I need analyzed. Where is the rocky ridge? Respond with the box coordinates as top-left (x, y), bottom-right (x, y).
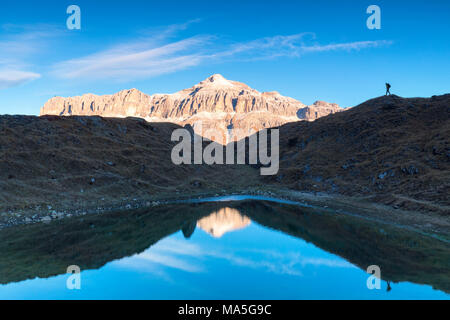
top-left (41, 74), bottom-right (343, 142)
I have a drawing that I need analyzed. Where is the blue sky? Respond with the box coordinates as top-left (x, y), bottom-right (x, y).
top-left (0, 0), bottom-right (449, 115)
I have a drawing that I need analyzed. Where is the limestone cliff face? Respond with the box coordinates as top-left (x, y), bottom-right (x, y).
top-left (41, 74), bottom-right (343, 141)
top-left (197, 207), bottom-right (251, 238)
top-left (297, 101), bottom-right (342, 120)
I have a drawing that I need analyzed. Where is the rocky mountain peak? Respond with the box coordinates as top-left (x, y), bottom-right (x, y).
top-left (192, 74), bottom-right (250, 93)
top-left (41, 75), bottom-right (344, 142)
top-left (205, 74), bottom-right (230, 84)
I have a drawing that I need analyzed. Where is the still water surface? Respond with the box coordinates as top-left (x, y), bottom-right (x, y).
top-left (0, 199), bottom-right (448, 299)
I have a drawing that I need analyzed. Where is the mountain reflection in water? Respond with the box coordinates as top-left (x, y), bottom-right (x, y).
top-left (0, 200), bottom-right (448, 299)
top-left (181, 207), bottom-right (251, 239)
top-left (196, 207), bottom-right (251, 238)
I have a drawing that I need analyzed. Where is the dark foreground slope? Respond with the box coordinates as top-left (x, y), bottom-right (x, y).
top-left (0, 115), bottom-right (257, 225)
top-left (270, 94), bottom-right (450, 215)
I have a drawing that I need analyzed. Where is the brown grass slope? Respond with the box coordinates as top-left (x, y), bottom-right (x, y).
top-left (269, 94), bottom-right (450, 214)
top-left (0, 115), bottom-right (257, 217)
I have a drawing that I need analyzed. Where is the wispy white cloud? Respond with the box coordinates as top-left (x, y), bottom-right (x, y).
top-left (0, 24), bottom-right (61, 89)
top-left (302, 40), bottom-right (393, 53)
top-left (214, 35), bottom-right (392, 61)
top-left (212, 33), bottom-right (315, 60)
top-left (0, 21), bottom-right (393, 86)
top-left (137, 19), bottom-right (202, 41)
top-left (0, 70), bottom-right (41, 89)
top-left (50, 22), bottom-right (393, 82)
top-left (51, 36), bottom-right (211, 80)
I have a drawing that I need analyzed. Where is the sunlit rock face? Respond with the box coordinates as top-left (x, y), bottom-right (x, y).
top-left (197, 207), bottom-right (251, 238)
top-left (41, 74), bottom-right (343, 142)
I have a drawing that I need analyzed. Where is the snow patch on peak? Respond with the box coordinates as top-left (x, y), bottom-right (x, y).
top-left (201, 74), bottom-right (234, 87)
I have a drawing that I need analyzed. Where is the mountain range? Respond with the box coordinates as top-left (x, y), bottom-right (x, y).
top-left (41, 74), bottom-right (343, 141)
top-left (196, 207), bottom-right (251, 238)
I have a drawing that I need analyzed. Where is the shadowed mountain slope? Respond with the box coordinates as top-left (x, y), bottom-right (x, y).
top-left (269, 94), bottom-right (450, 214)
top-left (0, 115), bottom-right (257, 222)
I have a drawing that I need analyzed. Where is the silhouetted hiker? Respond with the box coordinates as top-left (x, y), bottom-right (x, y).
top-left (385, 83), bottom-right (391, 96)
top-left (386, 281), bottom-right (392, 292)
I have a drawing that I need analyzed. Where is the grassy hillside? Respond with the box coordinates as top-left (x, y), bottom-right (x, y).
top-left (269, 94), bottom-right (450, 214)
top-left (0, 115), bottom-right (258, 223)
